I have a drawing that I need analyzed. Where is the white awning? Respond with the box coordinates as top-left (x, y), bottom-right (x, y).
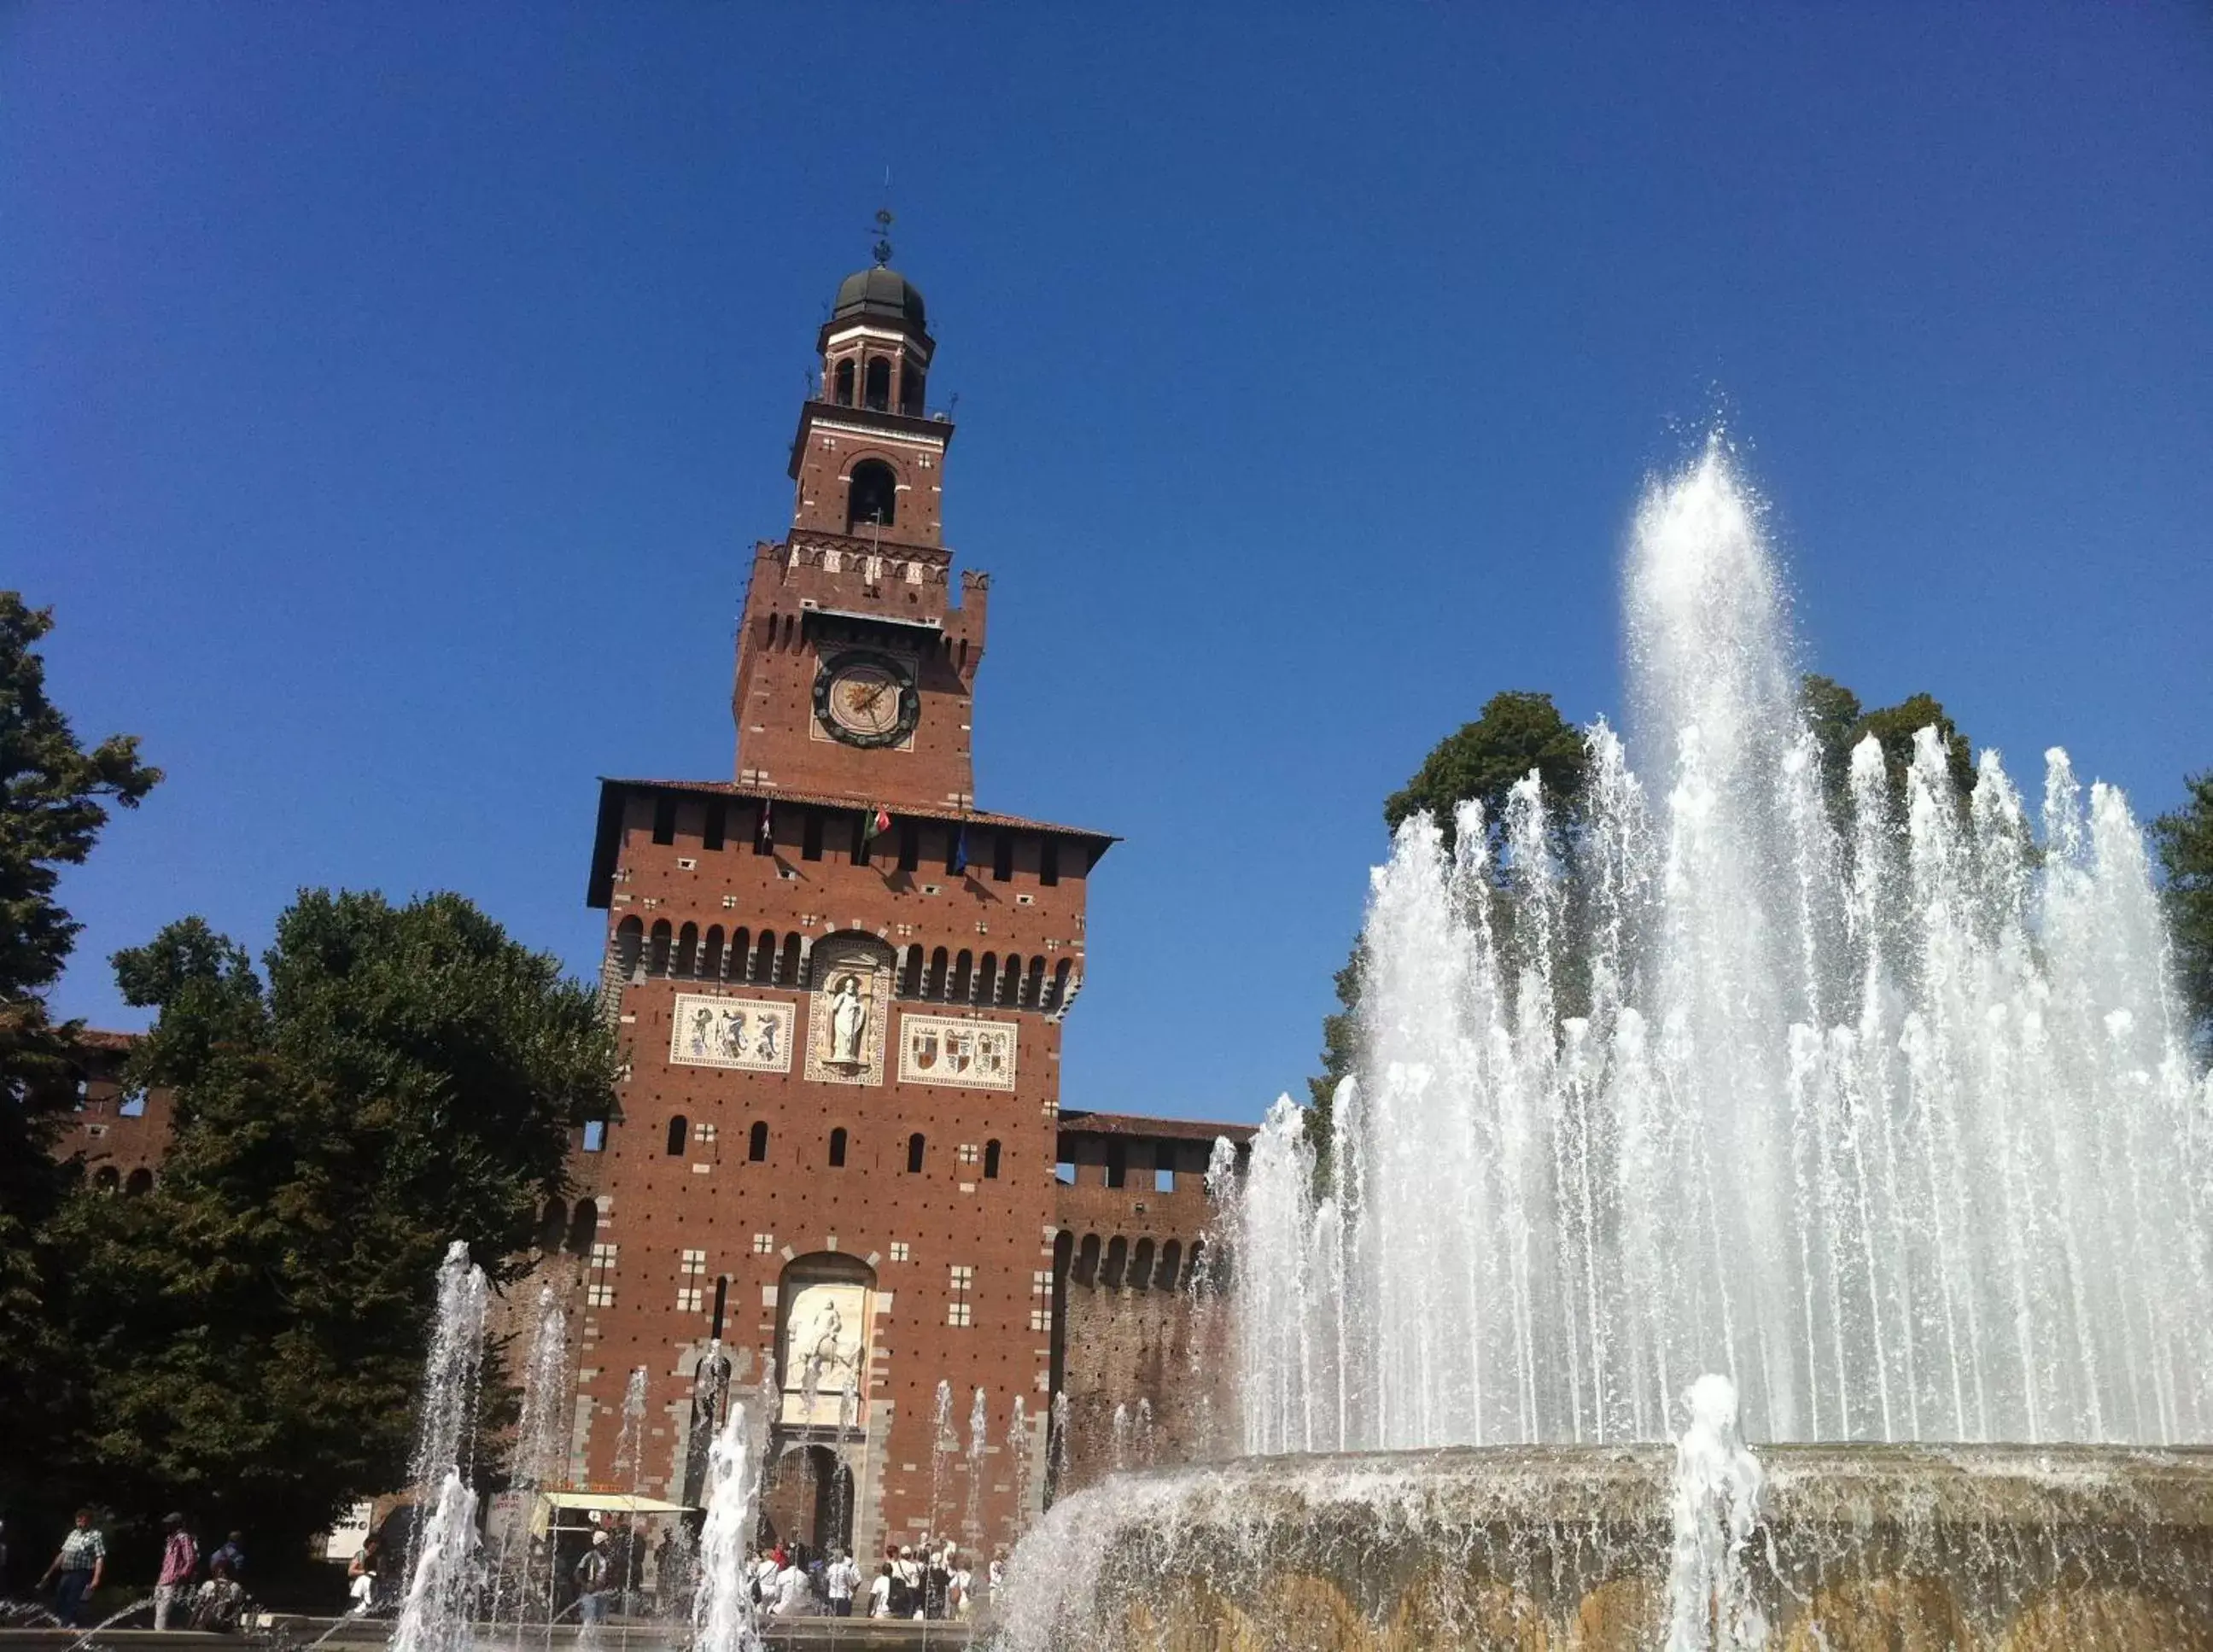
top-left (538, 1491), bottom-right (695, 1515)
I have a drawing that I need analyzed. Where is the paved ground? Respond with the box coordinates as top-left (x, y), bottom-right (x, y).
top-left (0, 1620), bottom-right (976, 1650)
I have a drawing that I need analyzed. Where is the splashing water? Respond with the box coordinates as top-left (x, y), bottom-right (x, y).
top-left (965, 1386), bottom-right (990, 1547)
top-left (1007, 1395), bottom-right (1033, 1535)
top-left (488, 1284), bottom-right (568, 1627)
top-left (393, 1243), bottom-right (490, 1652)
top-left (1228, 443), bottom-right (2213, 1451)
top-left (692, 1395), bottom-right (768, 1652)
top-left (1667, 1375), bottom-right (1767, 1652)
top-left (612, 1364), bottom-right (650, 1492)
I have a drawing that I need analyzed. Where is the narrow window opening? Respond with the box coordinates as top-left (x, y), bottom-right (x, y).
top-left (710, 1274), bottom-right (729, 1339)
top-left (1054, 1159), bottom-right (1076, 1185)
top-left (748, 1121), bottom-right (768, 1162)
top-left (832, 359), bottom-right (855, 406)
top-left (983, 1139), bottom-right (1001, 1180)
top-left (119, 1090), bottom-right (149, 1119)
top-left (675, 923), bottom-right (698, 978)
top-left (926, 948), bottom-right (949, 1001)
top-left (651, 797), bottom-right (677, 846)
top-left (780, 933), bottom-right (802, 987)
top-left (851, 812), bottom-right (873, 866)
top-left (751, 802), bottom-right (774, 856)
top-left (991, 832), bottom-right (1014, 882)
top-left (828, 1127), bottom-right (848, 1169)
top-left (863, 358), bottom-right (891, 412)
top-left (567, 1199), bottom-right (599, 1255)
top-left (616, 916), bottom-right (644, 982)
top-left (899, 949), bottom-right (923, 997)
top-left (1102, 1237), bottom-right (1128, 1290)
top-left (906, 1133), bottom-right (926, 1174)
top-left (1106, 1141), bottom-right (1127, 1190)
top-left (950, 950), bottom-right (973, 1001)
top-left (898, 820), bottom-right (920, 872)
top-left (701, 926), bottom-right (724, 979)
top-left (1041, 841), bottom-right (1060, 886)
top-left (847, 458), bottom-right (896, 530)
top-left (802, 810), bottom-right (824, 861)
top-left (1130, 1238), bottom-right (1155, 1294)
top-left (703, 799), bottom-right (727, 851)
top-left (900, 362), bottom-right (925, 416)
top-left (667, 1116), bottom-right (689, 1157)
top-left (581, 1119), bottom-right (608, 1153)
top-left (1154, 1165), bottom-right (1176, 1194)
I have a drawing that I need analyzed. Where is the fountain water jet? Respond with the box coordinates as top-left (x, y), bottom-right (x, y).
top-left (990, 442), bottom-right (2213, 1650)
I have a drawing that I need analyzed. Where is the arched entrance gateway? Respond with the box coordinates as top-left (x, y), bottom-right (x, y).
top-left (759, 1252), bottom-right (873, 1554)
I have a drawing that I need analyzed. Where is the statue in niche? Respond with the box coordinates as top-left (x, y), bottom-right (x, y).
top-left (828, 974), bottom-right (868, 1065)
top-left (800, 1298), bottom-right (853, 1386)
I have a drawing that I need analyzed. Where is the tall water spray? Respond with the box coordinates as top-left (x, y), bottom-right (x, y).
top-left (391, 1242), bottom-right (491, 1652)
top-left (692, 1361), bottom-right (774, 1652)
top-left (1229, 442), bottom-right (2213, 1451)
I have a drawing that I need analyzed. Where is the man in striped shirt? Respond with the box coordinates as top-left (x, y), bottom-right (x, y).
top-left (154, 1514), bottom-right (198, 1630)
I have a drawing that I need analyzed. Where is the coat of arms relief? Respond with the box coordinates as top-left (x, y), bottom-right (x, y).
top-left (898, 1013), bottom-right (1019, 1091)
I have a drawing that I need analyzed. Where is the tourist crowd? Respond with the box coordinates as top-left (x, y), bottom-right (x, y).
top-left (739, 1535), bottom-right (1001, 1620)
top-left (31, 1509), bottom-right (248, 1632)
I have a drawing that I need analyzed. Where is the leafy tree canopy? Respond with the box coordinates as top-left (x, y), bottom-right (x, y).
top-left (1799, 674), bottom-right (1974, 812)
top-left (35, 890), bottom-right (618, 1557)
top-left (0, 593), bottom-right (159, 1522)
top-left (1382, 690), bottom-right (1588, 855)
top-left (2153, 770), bottom-right (2213, 1044)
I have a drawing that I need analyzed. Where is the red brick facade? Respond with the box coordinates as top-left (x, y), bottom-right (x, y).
top-left (556, 259), bottom-right (1261, 1565)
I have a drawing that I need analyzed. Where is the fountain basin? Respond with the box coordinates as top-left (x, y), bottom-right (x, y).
top-left (991, 1444), bottom-right (2213, 1649)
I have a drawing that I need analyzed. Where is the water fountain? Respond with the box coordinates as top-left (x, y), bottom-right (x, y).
top-left (992, 444), bottom-right (2213, 1649)
top-left (391, 1242), bottom-right (490, 1652)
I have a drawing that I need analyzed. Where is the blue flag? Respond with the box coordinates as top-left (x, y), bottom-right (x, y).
top-left (949, 822), bottom-right (968, 875)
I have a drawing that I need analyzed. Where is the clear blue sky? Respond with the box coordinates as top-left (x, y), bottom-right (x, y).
top-left (9, 5), bottom-right (2210, 1124)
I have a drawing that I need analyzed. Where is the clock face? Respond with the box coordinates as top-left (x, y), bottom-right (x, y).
top-left (813, 652), bottom-right (920, 749)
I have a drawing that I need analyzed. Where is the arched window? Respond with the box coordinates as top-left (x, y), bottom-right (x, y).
top-left (828, 1127), bottom-right (848, 1168)
top-left (862, 358), bottom-right (891, 412)
top-left (675, 923), bottom-right (698, 978)
top-left (710, 1275), bottom-right (729, 1338)
top-left (1188, 1238), bottom-right (1207, 1289)
top-left (780, 933), bottom-right (803, 988)
top-left (847, 458), bottom-right (897, 531)
top-left (998, 954), bottom-right (1022, 1007)
top-left (567, 1199), bottom-right (599, 1255)
top-left (539, 1199), bottom-right (568, 1250)
top-left (94, 1165), bottom-right (120, 1194)
top-left (906, 1132), bottom-right (926, 1174)
top-left (950, 949), bottom-right (972, 1001)
top-left (616, 916), bottom-right (644, 983)
top-left (833, 358), bottom-right (855, 406)
top-left (648, 920), bottom-right (673, 977)
top-left (926, 947), bottom-right (949, 1001)
top-left (701, 925), bottom-right (724, 979)
top-left (1102, 1235), bottom-right (1128, 1290)
top-left (899, 948), bottom-right (923, 997)
top-left (1159, 1239), bottom-right (1182, 1291)
top-left (754, 930), bottom-right (777, 984)
top-left (1054, 1229), bottom-right (1075, 1284)
top-left (1074, 1233), bottom-right (1101, 1287)
top-left (1024, 957), bottom-right (1047, 1009)
top-left (1047, 958), bottom-right (1074, 1013)
top-left (731, 928), bottom-right (751, 982)
top-left (124, 1168), bottom-right (154, 1198)
top-left (667, 1116), bottom-right (689, 1157)
top-left (983, 1139), bottom-right (1001, 1180)
top-left (1130, 1238), bottom-right (1155, 1293)
top-left (748, 1122), bottom-right (768, 1163)
top-left (900, 363), bottom-right (925, 416)
top-left (976, 954), bottom-right (998, 1005)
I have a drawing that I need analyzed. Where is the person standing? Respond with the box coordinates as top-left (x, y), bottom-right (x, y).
top-left (190, 1558), bottom-right (245, 1632)
top-left (868, 1562), bottom-right (892, 1620)
top-left (573, 1530), bottom-right (611, 1624)
top-left (154, 1514), bottom-right (199, 1630)
top-left (208, 1532), bottom-right (245, 1581)
top-left (825, 1550), bottom-right (858, 1617)
top-left (39, 1509), bottom-right (106, 1627)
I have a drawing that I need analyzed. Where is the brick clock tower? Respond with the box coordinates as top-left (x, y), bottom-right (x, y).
top-left (565, 251), bottom-right (1112, 1564)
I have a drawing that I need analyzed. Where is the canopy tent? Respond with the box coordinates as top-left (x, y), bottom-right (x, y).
top-left (529, 1490), bottom-right (696, 1538)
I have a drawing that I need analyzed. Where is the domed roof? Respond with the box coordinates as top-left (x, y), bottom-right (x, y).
top-left (832, 266), bottom-right (927, 330)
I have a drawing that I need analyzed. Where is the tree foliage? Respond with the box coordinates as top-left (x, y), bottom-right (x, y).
top-left (2153, 770), bottom-right (2213, 1044)
top-left (1310, 679), bottom-right (1978, 1164)
top-left (1799, 674), bottom-right (1974, 814)
top-left (33, 891), bottom-right (618, 1560)
top-left (0, 594), bottom-right (160, 1525)
top-left (1310, 692), bottom-right (1590, 1162)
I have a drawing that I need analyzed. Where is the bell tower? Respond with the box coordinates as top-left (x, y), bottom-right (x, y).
top-left (730, 230), bottom-right (984, 808)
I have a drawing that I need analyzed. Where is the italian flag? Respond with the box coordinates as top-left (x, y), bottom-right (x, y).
top-left (862, 805), bottom-right (891, 842)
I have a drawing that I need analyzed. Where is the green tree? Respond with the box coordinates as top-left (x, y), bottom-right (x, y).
top-left (1311, 692), bottom-right (1590, 1165)
top-left (1799, 674), bottom-right (1974, 814)
top-left (1383, 690), bottom-right (1589, 856)
top-left (51, 890), bottom-right (617, 1558)
top-left (0, 594), bottom-right (160, 1520)
top-left (2153, 770), bottom-right (2213, 1045)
